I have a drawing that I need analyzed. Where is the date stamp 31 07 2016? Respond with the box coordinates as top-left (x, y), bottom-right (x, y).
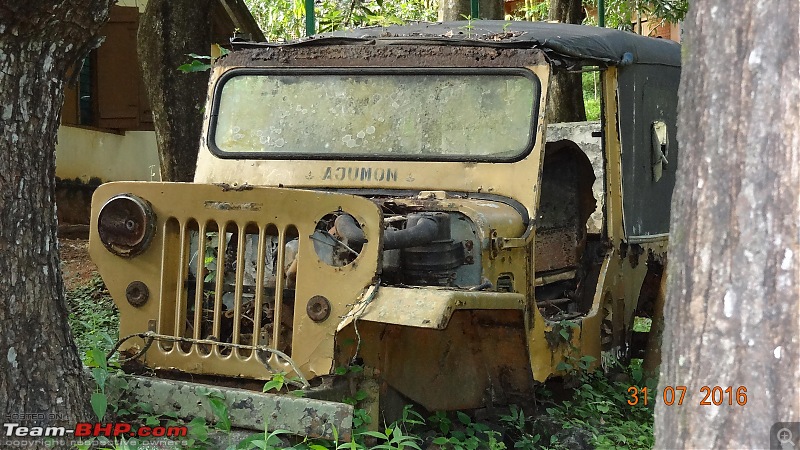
top-left (626, 385), bottom-right (748, 407)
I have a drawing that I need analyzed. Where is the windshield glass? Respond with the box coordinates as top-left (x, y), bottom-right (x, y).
top-left (210, 69), bottom-right (539, 161)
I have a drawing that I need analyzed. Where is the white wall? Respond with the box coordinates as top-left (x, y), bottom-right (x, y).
top-left (55, 126), bottom-right (161, 182)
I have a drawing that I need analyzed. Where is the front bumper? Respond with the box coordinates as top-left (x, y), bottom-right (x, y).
top-left (106, 374), bottom-right (353, 440)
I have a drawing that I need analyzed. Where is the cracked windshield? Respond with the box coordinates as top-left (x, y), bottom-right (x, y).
top-left (213, 71), bottom-right (538, 160)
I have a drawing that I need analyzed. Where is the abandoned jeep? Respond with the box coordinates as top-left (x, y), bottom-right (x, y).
top-left (90, 21), bottom-right (680, 439)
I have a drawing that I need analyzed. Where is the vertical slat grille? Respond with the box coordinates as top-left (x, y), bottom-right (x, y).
top-left (272, 228), bottom-right (287, 354)
top-left (211, 221), bottom-right (226, 347)
top-left (158, 217), bottom-right (297, 365)
top-left (251, 226), bottom-right (267, 356)
top-left (173, 220), bottom-right (190, 349)
top-left (96, 183), bottom-right (382, 382)
top-left (192, 221), bottom-right (207, 342)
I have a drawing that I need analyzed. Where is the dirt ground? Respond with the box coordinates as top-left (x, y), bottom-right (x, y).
top-left (59, 237), bottom-right (98, 291)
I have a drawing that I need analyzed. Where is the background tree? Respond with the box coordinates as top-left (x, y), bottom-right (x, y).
top-left (583, 0), bottom-right (688, 30)
top-left (439, 0), bottom-right (504, 21)
top-left (545, 0), bottom-right (587, 123)
top-left (0, 0), bottom-right (114, 430)
top-left (655, 0), bottom-right (799, 447)
top-left (138, 0), bottom-right (214, 182)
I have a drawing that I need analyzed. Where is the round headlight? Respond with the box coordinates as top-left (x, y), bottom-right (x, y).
top-left (98, 194), bottom-right (156, 257)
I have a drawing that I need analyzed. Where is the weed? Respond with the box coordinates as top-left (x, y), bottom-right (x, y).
top-left (87, 347), bottom-right (110, 421)
top-left (237, 428), bottom-right (293, 449)
top-left (66, 276), bottom-right (118, 362)
top-left (459, 14), bottom-right (476, 37)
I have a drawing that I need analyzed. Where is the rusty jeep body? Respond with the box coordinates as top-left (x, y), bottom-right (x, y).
top-left (89, 21), bottom-right (680, 438)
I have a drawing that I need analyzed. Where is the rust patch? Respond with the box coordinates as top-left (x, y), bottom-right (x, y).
top-left (628, 243), bottom-right (644, 268)
top-left (203, 201), bottom-right (262, 211)
top-left (218, 45), bottom-right (547, 69)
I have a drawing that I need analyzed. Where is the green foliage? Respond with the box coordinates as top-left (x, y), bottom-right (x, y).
top-left (430, 411), bottom-right (505, 450)
top-left (582, 71), bottom-right (601, 121)
top-left (540, 362), bottom-right (657, 449)
top-left (361, 427), bottom-right (423, 450)
top-left (87, 347), bottom-right (110, 421)
top-left (263, 371), bottom-right (306, 395)
top-left (244, 0), bottom-right (688, 42)
top-left (237, 428), bottom-right (293, 449)
top-left (66, 275), bottom-right (118, 361)
top-left (244, 0), bottom-right (436, 42)
top-left (507, 0), bottom-right (550, 22)
top-left (245, 0), bottom-right (307, 41)
top-left (263, 372), bottom-right (291, 393)
top-left (584, 0), bottom-right (689, 30)
top-left (177, 49), bottom-right (231, 74)
top-left (205, 391), bottom-right (233, 432)
top-left (68, 277), bottom-right (118, 426)
top-left (633, 316), bottom-right (652, 332)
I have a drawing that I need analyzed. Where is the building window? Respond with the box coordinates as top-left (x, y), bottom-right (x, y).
top-left (62, 5), bottom-right (153, 132)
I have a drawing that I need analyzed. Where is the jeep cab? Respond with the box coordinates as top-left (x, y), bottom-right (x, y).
top-left (90, 21), bottom-right (680, 439)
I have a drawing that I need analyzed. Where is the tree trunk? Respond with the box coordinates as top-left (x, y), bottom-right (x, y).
top-left (439, 0), bottom-right (503, 21)
top-left (138, 0), bottom-right (213, 182)
top-left (546, 0), bottom-right (586, 123)
top-left (0, 0), bottom-right (114, 437)
top-left (655, 1), bottom-right (799, 448)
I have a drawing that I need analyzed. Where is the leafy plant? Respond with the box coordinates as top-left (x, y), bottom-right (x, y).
top-left (204, 390), bottom-right (233, 432)
top-left (66, 276), bottom-right (118, 360)
top-left (237, 427), bottom-right (293, 450)
top-left (68, 277), bottom-right (119, 424)
top-left (177, 47), bottom-right (231, 74)
top-left (507, 0), bottom-right (550, 22)
top-left (244, 0), bottom-right (436, 41)
top-left (87, 347), bottom-right (110, 421)
top-left (583, 0), bottom-right (688, 30)
top-left (361, 426), bottom-right (422, 450)
top-left (500, 405), bottom-right (541, 449)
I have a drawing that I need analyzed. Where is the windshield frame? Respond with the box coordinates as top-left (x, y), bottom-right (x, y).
top-left (207, 67), bottom-right (541, 163)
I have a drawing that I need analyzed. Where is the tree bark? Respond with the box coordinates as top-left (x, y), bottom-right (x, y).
top-left (138, 0), bottom-right (213, 182)
top-left (655, 1), bottom-right (799, 448)
top-left (0, 0), bottom-right (114, 438)
top-left (546, 0), bottom-right (586, 123)
top-left (439, 0), bottom-right (503, 21)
